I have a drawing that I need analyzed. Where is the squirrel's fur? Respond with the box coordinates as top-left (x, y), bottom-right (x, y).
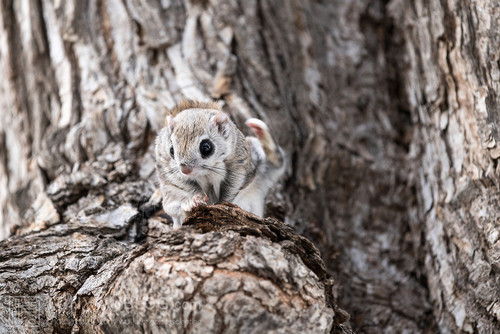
top-left (155, 100), bottom-right (285, 228)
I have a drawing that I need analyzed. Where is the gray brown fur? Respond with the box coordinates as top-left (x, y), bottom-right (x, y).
top-left (167, 99), bottom-right (221, 118)
top-left (155, 100), bottom-right (285, 228)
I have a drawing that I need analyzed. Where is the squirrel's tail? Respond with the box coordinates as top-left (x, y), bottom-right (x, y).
top-left (245, 118), bottom-right (285, 169)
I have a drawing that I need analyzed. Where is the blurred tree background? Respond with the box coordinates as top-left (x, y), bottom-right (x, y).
top-left (0, 0), bottom-right (499, 332)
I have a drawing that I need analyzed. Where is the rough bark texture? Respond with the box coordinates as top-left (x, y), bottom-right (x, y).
top-left (0, 0), bottom-right (499, 333)
top-left (389, 0), bottom-right (500, 332)
top-left (1, 203), bottom-right (349, 333)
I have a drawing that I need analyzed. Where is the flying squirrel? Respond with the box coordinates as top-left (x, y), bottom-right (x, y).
top-left (154, 100), bottom-right (286, 228)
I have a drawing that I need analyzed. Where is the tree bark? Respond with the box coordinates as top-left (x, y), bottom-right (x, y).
top-left (1, 202), bottom-right (349, 333)
top-left (0, 0), bottom-right (499, 333)
top-left (388, 0), bottom-right (500, 332)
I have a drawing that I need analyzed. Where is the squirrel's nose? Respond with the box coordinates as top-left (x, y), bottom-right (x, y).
top-left (180, 164), bottom-right (193, 175)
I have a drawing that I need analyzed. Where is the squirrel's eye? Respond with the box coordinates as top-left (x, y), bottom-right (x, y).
top-left (199, 139), bottom-right (214, 158)
top-left (169, 146), bottom-right (174, 158)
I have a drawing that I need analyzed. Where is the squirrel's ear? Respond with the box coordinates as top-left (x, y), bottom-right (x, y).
top-left (166, 116), bottom-right (176, 132)
top-left (211, 112), bottom-right (230, 135)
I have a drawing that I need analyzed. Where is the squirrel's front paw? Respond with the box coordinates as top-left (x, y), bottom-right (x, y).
top-left (191, 194), bottom-right (209, 207)
top-left (181, 194), bottom-right (209, 213)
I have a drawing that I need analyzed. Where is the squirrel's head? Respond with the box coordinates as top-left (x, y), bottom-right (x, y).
top-left (156, 108), bottom-right (235, 179)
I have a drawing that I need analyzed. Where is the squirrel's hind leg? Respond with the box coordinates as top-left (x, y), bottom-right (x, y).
top-left (245, 118), bottom-right (284, 168)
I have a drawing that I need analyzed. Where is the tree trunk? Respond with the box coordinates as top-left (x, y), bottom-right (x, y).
top-left (0, 202), bottom-right (349, 333)
top-left (0, 0), bottom-right (498, 333)
top-left (388, 0), bottom-right (500, 332)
